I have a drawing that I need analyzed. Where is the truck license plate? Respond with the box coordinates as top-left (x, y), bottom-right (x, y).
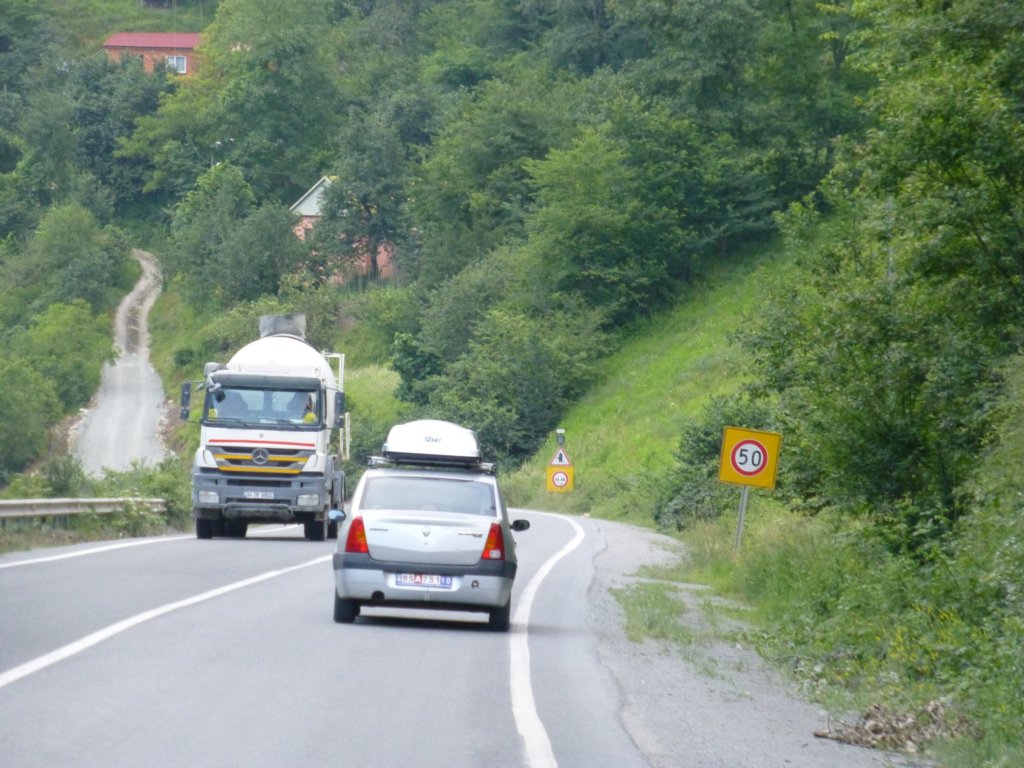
top-left (244, 491), bottom-right (274, 500)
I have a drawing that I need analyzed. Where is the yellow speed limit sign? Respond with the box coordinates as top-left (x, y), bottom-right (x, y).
top-left (718, 426), bottom-right (781, 490)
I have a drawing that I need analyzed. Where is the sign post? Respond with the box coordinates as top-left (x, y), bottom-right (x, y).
top-left (718, 426), bottom-right (782, 554)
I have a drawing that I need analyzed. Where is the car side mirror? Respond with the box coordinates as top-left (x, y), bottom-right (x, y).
top-left (329, 509), bottom-right (346, 524)
top-left (511, 519), bottom-right (530, 532)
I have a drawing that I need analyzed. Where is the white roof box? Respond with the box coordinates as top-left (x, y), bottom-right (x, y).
top-left (382, 420), bottom-right (481, 467)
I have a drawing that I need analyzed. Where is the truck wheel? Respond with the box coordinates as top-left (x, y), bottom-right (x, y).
top-left (327, 519), bottom-right (338, 540)
top-left (305, 519), bottom-right (327, 542)
top-left (195, 518), bottom-right (215, 540)
top-left (333, 593), bottom-right (358, 623)
top-left (224, 520), bottom-right (248, 538)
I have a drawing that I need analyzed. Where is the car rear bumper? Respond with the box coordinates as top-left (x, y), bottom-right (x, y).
top-left (333, 552), bottom-right (515, 609)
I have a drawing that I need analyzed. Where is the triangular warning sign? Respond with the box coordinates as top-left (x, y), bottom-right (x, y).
top-left (549, 448), bottom-right (572, 466)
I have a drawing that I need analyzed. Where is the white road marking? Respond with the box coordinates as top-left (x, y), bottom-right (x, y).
top-left (0, 536), bottom-right (191, 569)
top-left (0, 525), bottom-right (306, 571)
top-left (0, 555), bottom-right (331, 689)
top-left (510, 514), bottom-right (586, 768)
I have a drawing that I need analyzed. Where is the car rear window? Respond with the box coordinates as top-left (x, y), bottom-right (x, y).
top-left (361, 476), bottom-right (495, 516)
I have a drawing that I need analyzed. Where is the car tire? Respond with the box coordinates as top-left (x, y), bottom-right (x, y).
top-left (195, 518), bottom-right (214, 540)
top-left (333, 593), bottom-right (358, 623)
top-left (488, 600), bottom-right (512, 632)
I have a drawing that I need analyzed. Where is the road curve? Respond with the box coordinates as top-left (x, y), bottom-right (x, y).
top-left (0, 514), bottom-right (918, 768)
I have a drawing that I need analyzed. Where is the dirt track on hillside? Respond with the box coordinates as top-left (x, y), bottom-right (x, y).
top-left (70, 250), bottom-right (168, 475)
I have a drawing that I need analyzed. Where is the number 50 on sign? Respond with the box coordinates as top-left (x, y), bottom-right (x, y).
top-left (718, 426), bottom-right (782, 490)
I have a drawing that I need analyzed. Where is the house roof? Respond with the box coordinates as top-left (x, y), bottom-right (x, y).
top-left (103, 32), bottom-right (201, 50)
top-left (290, 176), bottom-right (334, 217)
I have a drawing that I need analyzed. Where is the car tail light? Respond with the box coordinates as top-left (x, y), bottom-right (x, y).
top-left (481, 523), bottom-right (505, 560)
top-left (345, 516), bottom-right (369, 553)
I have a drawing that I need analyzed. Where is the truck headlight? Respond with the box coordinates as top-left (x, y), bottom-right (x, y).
top-left (198, 490), bottom-right (219, 504)
top-left (297, 493), bottom-right (320, 507)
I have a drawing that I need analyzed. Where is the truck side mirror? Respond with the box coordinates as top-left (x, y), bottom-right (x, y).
top-left (180, 382), bottom-right (191, 421)
top-left (334, 391), bottom-right (346, 427)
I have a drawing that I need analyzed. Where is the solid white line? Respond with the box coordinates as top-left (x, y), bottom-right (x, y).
top-left (0, 525), bottom-right (306, 570)
top-left (510, 514), bottom-right (586, 768)
top-left (0, 536), bottom-right (192, 569)
top-left (0, 555), bottom-right (332, 689)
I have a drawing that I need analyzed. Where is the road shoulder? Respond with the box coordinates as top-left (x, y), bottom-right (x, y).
top-left (587, 518), bottom-right (924, 768)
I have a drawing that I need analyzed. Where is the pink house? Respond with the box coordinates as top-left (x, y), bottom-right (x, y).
top-left (290, 176), bottom-right (394, 280)
top-left (102, 32), bottom-right (202, 75)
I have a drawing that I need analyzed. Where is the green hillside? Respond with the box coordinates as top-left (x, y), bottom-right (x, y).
top-left (503, 241), bottom-right (791, 520)
top-left (505, 230), bottom-right (1024, 768)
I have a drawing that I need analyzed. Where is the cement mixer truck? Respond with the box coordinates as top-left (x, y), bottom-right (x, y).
top-left (179, 314), bottom-right (349, 541)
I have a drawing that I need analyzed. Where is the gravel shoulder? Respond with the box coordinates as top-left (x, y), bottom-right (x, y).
top-left (587, 518), bottom-right (927, 768)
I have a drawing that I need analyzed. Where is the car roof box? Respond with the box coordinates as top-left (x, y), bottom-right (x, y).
top-left (382, 420), bottom-right (481, 467)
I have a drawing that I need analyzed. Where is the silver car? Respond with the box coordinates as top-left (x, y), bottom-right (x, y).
top-left (330, 420), bottom-right (530, 631)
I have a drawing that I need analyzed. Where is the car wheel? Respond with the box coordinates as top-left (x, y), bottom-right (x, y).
top-left (195, 518), bottom-right (214, 540)
top-left (333, 593), bottom-right (358, 623)
top-left (488, 600), bottom-right (512, 632)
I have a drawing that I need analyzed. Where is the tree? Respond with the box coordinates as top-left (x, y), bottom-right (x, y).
top-left (0, 357), bottom-right (60, 477)
top-left (405, 60), bottom-right (576, 285)
top-left (524, 125), bottom-right (657, 322)
top-left (216, 201), bottom-right (306, 302)
top-left (429, 306), bottom-right (604, 461)
top-left (27, 202), bottom-right (132, 314)
top-left (66, 54), bottom-right (176, 212)
top-left (168, 163), bottom-right (304, 306)
top-left (125, 0), bottom-right (343, 204)
top-left (12, 300), bottom-right (113, 410)
top-left (310, 106), bottom-right (409, 284)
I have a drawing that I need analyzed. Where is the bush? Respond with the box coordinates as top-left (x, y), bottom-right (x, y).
top-left (654, 394), bottom-right (776, 530)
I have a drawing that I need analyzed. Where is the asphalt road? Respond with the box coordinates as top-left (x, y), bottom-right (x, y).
top-left (72, 249), bottom-right (167, 475)
top-left (0, 513), bottom-right (917, 768)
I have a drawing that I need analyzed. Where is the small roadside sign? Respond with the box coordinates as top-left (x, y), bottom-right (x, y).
top-left (550, 448), bottom-right (571, 466)
top-left (718, 426), bottom-right (781, 490)
top-left (718, 426), bottom-right (782, 554)
top-left (546, 447), bottom-right (574, 493)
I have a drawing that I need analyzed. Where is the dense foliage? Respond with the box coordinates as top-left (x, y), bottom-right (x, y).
top-left (3, 0), bottom-right (871, 475)
top-left (140, 0), bottom-right (868, 466)
top-left (1, 0), bottom-right (1018, 511)
top-left (739, 0), bottom-right (1024, 550)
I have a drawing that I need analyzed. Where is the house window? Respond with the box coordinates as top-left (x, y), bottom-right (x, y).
top-left (165, 55), bottom-right (187, 74)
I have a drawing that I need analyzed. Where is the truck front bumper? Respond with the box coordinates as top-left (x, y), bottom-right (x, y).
top-left (191, 468), bottom-right (328, 522)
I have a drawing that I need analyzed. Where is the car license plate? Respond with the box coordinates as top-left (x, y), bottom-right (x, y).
top-left (244, 491), bottom-right (274, 500)
top-left (396, 573), bottom-right (453, 589)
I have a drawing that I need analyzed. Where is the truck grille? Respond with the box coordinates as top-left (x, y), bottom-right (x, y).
top-left (212, 445), bottom-right (312, 475)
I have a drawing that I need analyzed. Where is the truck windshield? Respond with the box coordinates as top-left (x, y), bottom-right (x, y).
top-left (204, 387), bottom-right (320, 427)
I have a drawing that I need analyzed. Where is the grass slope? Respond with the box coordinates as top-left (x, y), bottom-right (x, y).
top-left (504, 240), bottom-right (794, 523)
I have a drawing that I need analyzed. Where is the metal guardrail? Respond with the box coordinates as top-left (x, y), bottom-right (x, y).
top-left (0, 498), bottom-right (166, 521)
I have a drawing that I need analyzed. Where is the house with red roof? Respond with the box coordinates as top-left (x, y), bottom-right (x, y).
top-left (102, 32), bottom-right (202, 75)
